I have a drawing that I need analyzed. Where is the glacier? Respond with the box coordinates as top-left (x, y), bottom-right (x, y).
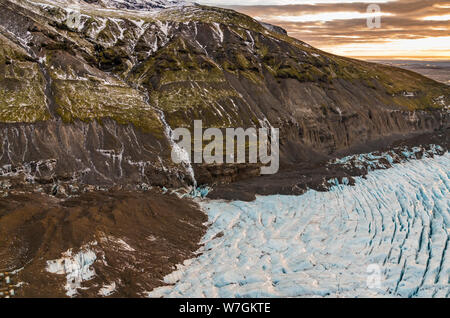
top-left (148, 153), bottom-right (450, 298)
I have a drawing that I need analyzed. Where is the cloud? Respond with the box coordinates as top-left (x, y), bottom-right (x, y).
top-left (198, 0), bottom-right (390, 5)
top-left (199, 0), bottom-right (450, 58)
top-left (254, 11), bottom-right (393, 23)
top-left (422, 14), bottom-right (450, 20)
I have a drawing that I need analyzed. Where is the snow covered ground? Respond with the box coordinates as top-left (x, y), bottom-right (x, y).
top-left (149, 153), bottom-right (450, 298)
top-left (46, 244), bottom-right (97, 297)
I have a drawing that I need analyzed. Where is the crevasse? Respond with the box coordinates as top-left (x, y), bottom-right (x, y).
top-left (148, 153), bottom-right (450, 298)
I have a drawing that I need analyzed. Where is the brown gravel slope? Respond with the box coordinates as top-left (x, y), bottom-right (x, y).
top-left (0, 190), bottom-right (207, 297)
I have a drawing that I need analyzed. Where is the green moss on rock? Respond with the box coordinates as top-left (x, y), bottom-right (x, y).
top-left (53, 79), bottom-right (164, 135)
top-left (0, 35), bottom-right (50, 123)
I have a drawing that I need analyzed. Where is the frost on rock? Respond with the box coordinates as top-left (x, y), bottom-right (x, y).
top-left (148, 153), bottom-right (450, 298)
top-left (46, 244), bottom-right (97, 297)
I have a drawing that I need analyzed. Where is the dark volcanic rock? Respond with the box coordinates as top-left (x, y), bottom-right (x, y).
top-left (0, 119), bottom-right (190, 187)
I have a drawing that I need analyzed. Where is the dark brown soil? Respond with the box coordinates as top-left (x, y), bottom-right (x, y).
top-left (0, 190), bottom-right (207, 297)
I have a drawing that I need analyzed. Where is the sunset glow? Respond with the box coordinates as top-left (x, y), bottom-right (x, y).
top-left (254, 11), bottom-right (393, 23)
top-left (199, 0), bottom-right (450, 60)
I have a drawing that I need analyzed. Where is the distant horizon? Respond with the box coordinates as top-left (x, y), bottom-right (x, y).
top-left (349, 57), bottom-right (450, 61)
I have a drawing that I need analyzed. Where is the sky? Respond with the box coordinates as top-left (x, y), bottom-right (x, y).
top-left (197, 0), bottom-right (450, 60)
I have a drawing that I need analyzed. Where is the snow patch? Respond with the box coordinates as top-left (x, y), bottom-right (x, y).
top-left (46, 244), bottom-right (97, 297)
top-left (98, 282), bottom-right (117, 296)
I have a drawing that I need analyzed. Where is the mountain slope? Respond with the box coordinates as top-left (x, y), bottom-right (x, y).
top-left (0, 0), bottom-right (448, 187)
top-left (0, 0), bottom-right (449, 298)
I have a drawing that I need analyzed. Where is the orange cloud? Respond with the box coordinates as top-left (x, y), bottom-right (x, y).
top-left (218, 0), bottom-right (450, 59)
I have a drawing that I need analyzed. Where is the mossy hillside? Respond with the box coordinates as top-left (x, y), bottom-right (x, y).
top-left (271, 62), bottom-right (329, 83)
top-left (35, 1), bottom-right (275, 55)
top-left (33, 45), bottom-right (162, 136)
top-left (65, 15), bottom-right (274, 126)
top-left (254, 31), bottom-right (449, 110)
top-left (327, 56), bottom-right (450, 110)
top-left (44, 0), bottom-right (447, 112)
top-left (0, 35), bottom-right (50, 123)
top-left (220, 50), bottom-right (263, 84)
top-left (23, 0), bottom-right (450, 113)
top-left (151, 83), bottom-right (241, 126)
top-left (95, 45), bottom-right (131, 73)
top-left (134, 38), bottom-right (226, 85)
top-left (375, 65), bottom-right (450, 110)
top-left (3, 0), bottom-right (448, 133)
top-left (47, 67), bottom-right (163, 136)
top-left (46, 49), bottom-right (162, 134)
top-left (246, 33), bottom-right (331, 84)
top-left (247, 28), bottom-right (449, 110)
top-left (22, 0), bottom-right (68, 21)
top-left (53, 79), bottom-right (164, 135)
top-left (30, 0), bottom-right (265, 36)
top-left (127, 37), bottom-right (245, 128)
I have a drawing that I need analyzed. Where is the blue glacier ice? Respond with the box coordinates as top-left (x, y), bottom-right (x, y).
top-left (148, 153), bottom-right (450, 298)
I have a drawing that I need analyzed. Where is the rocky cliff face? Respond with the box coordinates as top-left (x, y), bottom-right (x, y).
top-left (0, 0), bottom-right (448, 188)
